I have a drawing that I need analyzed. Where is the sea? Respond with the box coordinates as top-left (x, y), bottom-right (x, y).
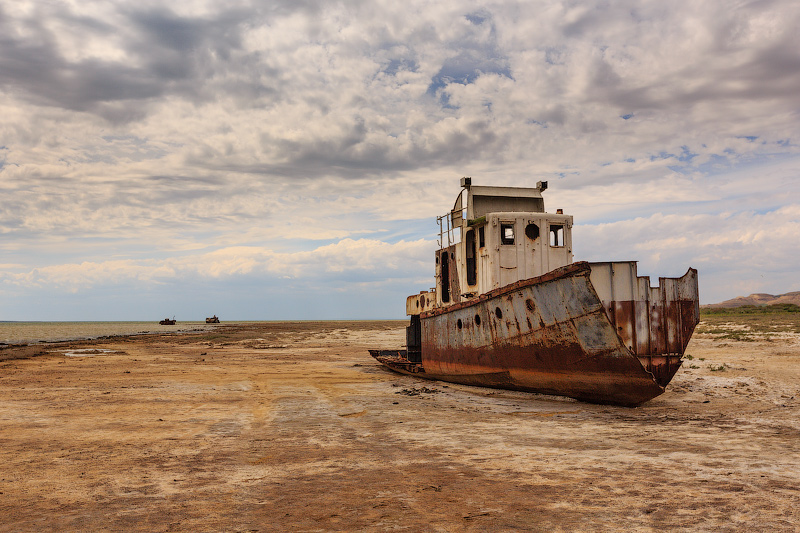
top-left (0, 321), bottom-right (221, 346)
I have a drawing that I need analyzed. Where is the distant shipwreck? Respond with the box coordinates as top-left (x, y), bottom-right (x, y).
top-left (371, 178), bottom-right (699, 406)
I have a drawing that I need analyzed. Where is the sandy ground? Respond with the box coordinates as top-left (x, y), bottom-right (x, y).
top-left (1, 320), bottom-right (799, 532)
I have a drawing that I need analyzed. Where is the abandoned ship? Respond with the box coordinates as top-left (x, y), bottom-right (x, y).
top-left (370, 178), bottom-right (699, 406)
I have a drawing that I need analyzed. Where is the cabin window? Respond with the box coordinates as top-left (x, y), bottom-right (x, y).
top-left (525, 223), bottom-right (540, 240)
top-left (549, 224), bottom-right (564, 247)
top-left (478, 226), bottom-right (485, 248)
top-left (465, 229), bottom-right (477, 286)
top-left (500, 223), bottom-right (515, 245)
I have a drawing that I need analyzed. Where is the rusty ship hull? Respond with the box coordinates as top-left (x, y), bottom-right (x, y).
top-left (371, 261), bottom-right (699, 406)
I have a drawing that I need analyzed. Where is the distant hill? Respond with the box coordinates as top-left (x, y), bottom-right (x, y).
top-left (704, 291), bottom-right (800, 308)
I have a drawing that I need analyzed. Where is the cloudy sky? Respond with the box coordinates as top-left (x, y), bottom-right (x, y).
top-left (1, 0), bottom-right (799, 321)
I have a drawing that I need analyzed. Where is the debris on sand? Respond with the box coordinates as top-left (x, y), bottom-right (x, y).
top-left (396, 386), bottom-right (441, 396)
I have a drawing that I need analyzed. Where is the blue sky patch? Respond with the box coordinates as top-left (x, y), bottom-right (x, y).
top-left (649, 151), bottom-right (676, 161)
top-left (383, 58), bottom-right (418, 76)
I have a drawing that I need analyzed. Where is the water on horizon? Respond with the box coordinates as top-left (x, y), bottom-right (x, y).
top-left (0, 321), bottom-right (221, 345)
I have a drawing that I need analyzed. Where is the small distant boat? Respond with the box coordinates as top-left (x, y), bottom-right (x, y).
top-left (206, 315), bottom-right (220, 323)
top-left (159, 317), bottom-right (176, 325)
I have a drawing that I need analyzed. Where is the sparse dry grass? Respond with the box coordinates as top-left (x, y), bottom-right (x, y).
top-left (696, 311), bottom-right (800, 342)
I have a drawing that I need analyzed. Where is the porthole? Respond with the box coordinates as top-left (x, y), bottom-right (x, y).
top-left (475, 314), bottom-right (481, 326)
top-left (457, 319), bottom-right (463, 330)
top-left (420, 295), bottom-right (426, 307)
top-left (525, 223), bottom-right (540, 240)
top-left (495, 307), bottom-right (503, 319)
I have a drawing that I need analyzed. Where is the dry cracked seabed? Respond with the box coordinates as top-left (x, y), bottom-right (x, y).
top-left (1, 319), bottom-right (799, 532)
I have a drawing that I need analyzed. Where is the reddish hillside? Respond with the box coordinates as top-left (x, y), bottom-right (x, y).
top-left (705, 291), bottom-right (800, 308)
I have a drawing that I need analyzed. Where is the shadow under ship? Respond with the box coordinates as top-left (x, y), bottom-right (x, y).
top-left (370, 178), bottom-right (699, 406)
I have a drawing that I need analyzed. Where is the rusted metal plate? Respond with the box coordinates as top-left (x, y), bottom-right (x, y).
top-left (649, 299), bottom-right (666, 355)
top-left (373, 261), bottom-right (699, 406)
top-left (436, 245), bottom-right (461, 305)
top-left (588, 263), bottom-right (699, 387)
top-left (406, 291), bottom-right (436, 315)
top-left (419, 263), bottom-right (664, 406)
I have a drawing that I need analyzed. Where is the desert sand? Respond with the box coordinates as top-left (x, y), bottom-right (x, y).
top-left (1, 319), bottom-right (798, 531)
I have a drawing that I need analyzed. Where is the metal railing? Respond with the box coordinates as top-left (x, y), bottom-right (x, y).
top-left (437, 211), bottom-right (461, 249)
